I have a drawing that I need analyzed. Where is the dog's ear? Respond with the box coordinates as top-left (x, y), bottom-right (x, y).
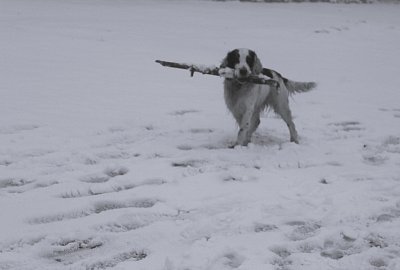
top-left (249, 50), bottom-right (263, 74)
top-left (220, 49), bottom-right (239, 68)
top-left (220, 53), bottom-right (228, 68)
top-left (220, 60), bottom-right (227, 69)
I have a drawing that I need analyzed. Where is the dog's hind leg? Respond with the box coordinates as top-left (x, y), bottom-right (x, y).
top-left (273, 98), bottom-right (299, 144)
top-left (248, 112), bottom-right (261, 137)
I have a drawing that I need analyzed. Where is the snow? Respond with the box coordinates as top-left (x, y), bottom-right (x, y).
top-left (1, 0), bottom-right (400, 269)
top-left (218, 68), bottom-right (235, 79)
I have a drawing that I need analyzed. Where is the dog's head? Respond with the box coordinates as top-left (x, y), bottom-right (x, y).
top-left (220, 48), bottom-right (263, 80)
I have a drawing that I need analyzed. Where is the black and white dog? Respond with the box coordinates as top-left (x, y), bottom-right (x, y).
top-left (220, 48), bottom-right (316, 146)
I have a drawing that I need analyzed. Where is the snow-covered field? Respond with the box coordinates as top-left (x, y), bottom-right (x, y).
top-left (1, 0), bottom-right (400, 269)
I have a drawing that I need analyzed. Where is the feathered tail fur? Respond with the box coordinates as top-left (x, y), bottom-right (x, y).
top-left (262, 68), bottom-right (316, 95)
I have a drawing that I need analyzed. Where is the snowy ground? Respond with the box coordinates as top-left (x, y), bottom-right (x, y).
top-left (1, 0), bottom-right (400, 269)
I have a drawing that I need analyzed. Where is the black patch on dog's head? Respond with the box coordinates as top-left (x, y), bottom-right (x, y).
top-left (246, 50), bottom-right (256, 69)
top-left (225, 49), bottom-right (240, 68)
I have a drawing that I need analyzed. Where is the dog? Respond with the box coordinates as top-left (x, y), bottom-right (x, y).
top-left (220, 48), bottom-right (316, 146)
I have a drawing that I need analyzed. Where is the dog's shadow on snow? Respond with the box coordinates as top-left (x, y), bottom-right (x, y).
top-left (250, 132), bottom-right (287, 147)
top-left (203, 132), bottom-right (287, 150)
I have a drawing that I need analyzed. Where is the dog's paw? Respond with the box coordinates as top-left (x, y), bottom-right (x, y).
top-left (290, 138), bottom-right (299, 144)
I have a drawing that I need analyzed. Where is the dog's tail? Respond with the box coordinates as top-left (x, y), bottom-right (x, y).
top-left (285, 80), bottom-right (317, 94)
top-left (262, 68), bottom-right (316, 94)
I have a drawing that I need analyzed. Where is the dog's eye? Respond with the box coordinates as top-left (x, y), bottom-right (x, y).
top-left (226, 50), bottom-right (239, 68)
top-left (246, 51), bottom-right (255, 68)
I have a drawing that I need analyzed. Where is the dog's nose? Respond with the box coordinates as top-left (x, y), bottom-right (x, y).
top-left (239, 68), bottom-right (248, 76)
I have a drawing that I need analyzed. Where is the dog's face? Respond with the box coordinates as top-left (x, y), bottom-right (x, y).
top-left (221, 48), bottom-right (263, 79)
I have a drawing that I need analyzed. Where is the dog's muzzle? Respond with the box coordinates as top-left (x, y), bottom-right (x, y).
top-left (239, 67), bottom-right (248, 77)
top-left (235, 67), bottom-right (251, 83)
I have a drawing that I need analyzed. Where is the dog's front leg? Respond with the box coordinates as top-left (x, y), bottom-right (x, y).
top-left (236, 109), bottom-right (255, 146)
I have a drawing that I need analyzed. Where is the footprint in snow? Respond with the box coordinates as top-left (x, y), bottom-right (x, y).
top-left (362, 154), bottom-right (388, 166)
top-left (314, 25), bottom-right (349, 34)
top-left (29, 199), bottom-right (157, 224)
top-left (223, 176), bottom-right (244, 182)
top-left (0, 159), bottom-right (12, 166)
top-left (375, 202), bottom-right (400, 223)
top-left (270, 246), bottom-right (292, 269)
top-left (382, 136), bottom-right (400, 154)
top-left (95, 219), bottom-right (148, 233)
top-left (365, 233), bottom-right (388, 249)
top-left (369, 257), bottom-right (388, 268)
top-left (286, 221), bottom-right (321, 241)
top-left (92, 199), bottom-right (156, 214)
top-left (45, 237), bottom-right (103, 263)
top-left (201, 142), bottom-right (232, 150)
top-left (0, 177), bottom-right (59, 195)
top-left (107, 126), bottom-right (126, 133)
top-left (60, 184), bottom-right (136, 198)
top-left (61, 178), bottom-right (165, 199)
top-left (379, 107), bottom-right (400, 118)
top-left (104, 166), bottom-right (129, 178)
top-left (327, 121), bottom-right (365, 140)
top-left (319, 231), bottom-right (396, 264)
top-left (189, 128), bottom-right (214, 134)
top-left (270, 246), bottom-right (291, 259)
top-left (314, 29), bottom-right (330, 34)
top-left (177, 144), bottom-right (193, 151)
top-left (0, 177), bottom-right (35, 189)
top-left (254, 223), bottom-right (278, 233)
top-left (95, 211), bottom-right (172, 233)
top-left (330, 26), bottom-right (349, 32)
top-left (0, 236), bottom-right (45, 253)
top-left (80, 166), bottom-right (129, 183)
top-left (170, 109), bottom-right (199, 116)
top-left (96, 150), bottom-right (132, 160)
top-left (80, 173), bottom-right (111, 184)
top-left (320, 231), bottom-right (364, 260)
top-left (362, 135), bottom-right (400, 165)
top-left (329, 121), bottom-right (364, 132)
top-left (171, 159), bottom-right (207, 168)
top-left (0, 124), bottom-right (39, 135)
top-left (44, 238), bottom-right (146, 268)
top-left (86, 250), bottom-right (147, 269)
top-left (210, 251), bottom-right (245, 269)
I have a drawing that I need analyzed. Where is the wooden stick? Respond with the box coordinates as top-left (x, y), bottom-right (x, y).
top-left (155, 60), bottom-right (279, 87)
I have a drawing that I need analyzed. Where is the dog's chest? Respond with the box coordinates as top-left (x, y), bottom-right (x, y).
top-left (223, 80), bottom-right (269, 112)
